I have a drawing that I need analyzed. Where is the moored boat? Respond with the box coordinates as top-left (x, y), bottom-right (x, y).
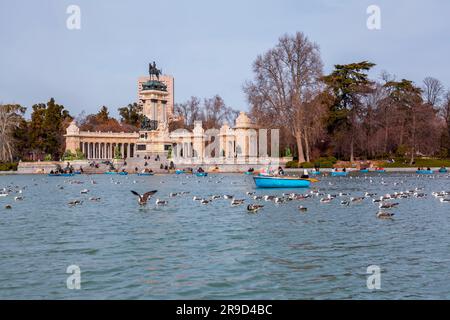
top-left (196, 172), bottom-right (208, 177)
top-left (416, 170), bottom-right (434, 174)
top-left (48, 173), bottom-right (75, 177)
top-left (175, 170), bottom-right (185, 174)
top-left (359, 169), bottom-right (369, 173)
top-left (137, 172), bottom-right (154, 176)
top-left (331, 171), bottom-right (348, 177)
top-left (439, 168), bottom-right (448, 173)
top-left (253, 176), bottom-right (311, 188)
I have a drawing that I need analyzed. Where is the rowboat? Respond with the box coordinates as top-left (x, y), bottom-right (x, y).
top-left (331, 171), bottom-right (348, 177)
top-left (137, 172), bottom-right (154, 176)
top-left (375, 169), bottom-right (386, 173)
top-left (175, 170), bottom-right (185, 174)
top-left (359, 169), bottom-right (369, 173)
top-left (104, 172), bottom-right (117, 175)
top-left (439, 168), bottom-right (448, 173)
top-left (48, 173), bottom-right (75, 177)
top-left (244, 171), bottom-right (254, 175)
top-left (196, 172), bottom-right (208, 177)
top-left (74, 171), bottom-right (82, 175)
top-left (253, 176), bottom-right (311, 188)
top-left (416, 170), bottom-right (434, 174)
top-left (118, 172), bottom-right (128, 176)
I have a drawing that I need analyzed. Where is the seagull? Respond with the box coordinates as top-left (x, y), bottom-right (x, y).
top-left (440, 198), bottom-right (450, 203)
top-left (247, 204), bottom-right (263, 213)
top-left (379, 202), bottom-right (399, 209)
top-left (223, 195), bottom-right (234, 199)
top-left (5, 205), bottom-right (12, 209)
top-left (377, 211), bottom-right (395, 219)
top-left (131, 190), bottom-right (158, 205)
top-left (298, 206), bottom-right (308, 212)
top-left (68, 200), bottom-right (83, 207)
top-left (211, 195), bottom-right (221, 200)
top-left (201, 199), bottom-right (210, 204)
top-left (80, 189), bottom-right (89, 194)
top-left (231, 199), bottom-right (245, 206)
top-left (89, 197), bottom-right (101, 201)
top-left (193, 196), bottom-right (202, 201)
top-left (350, 197), bottom-right (365, 203)
top-left (14, 196), bottom-right (24, 201)
top-left (155, 199), bottom-right (168, 205)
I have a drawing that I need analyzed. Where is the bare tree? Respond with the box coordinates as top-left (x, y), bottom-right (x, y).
top-left (423, 77), bottom-right (444, 107)
top-left (174, 96), bottom-right (202, 129)
top-left (0, 104), bottom-right (24, 162)
top-left (244, 32), bottom-right (323, 163)
top-left (202, 95), bottom-right (238, 129)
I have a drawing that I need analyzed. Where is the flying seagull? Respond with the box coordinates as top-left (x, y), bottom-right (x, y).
top-left (131, 190), bottom-right (158, 205)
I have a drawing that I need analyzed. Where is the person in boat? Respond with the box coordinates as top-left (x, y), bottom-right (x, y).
top-left (427, 167), bottom-right (431, 171)
top-left (79, 167), bottom-right (84, 174)
top-left (144, 161), bottom-right (148, 167)
top-left (160, 163), bottom-right (164, 169)
top-left (198, 167), bottom-right (205, 173)
top-left (247, 168), bottom-right (254, 173)
top-left (149, 169), bottom-right (153, 173)
top-left (301, 169), bottom-right (309, 179)
top-left (169, 161), bottom-right (175, 170)
top-left (343, 167), bottom-right (347, 172)
top-left (50, 170), bottom-right (54, 174)
top-left (135, 167), bottom-right (138, 173)
top-left (278, 166), bottom-right (285, 176)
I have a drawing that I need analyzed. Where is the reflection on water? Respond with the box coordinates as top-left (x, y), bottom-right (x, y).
top-left (1, 172), bottom-right (450, 299)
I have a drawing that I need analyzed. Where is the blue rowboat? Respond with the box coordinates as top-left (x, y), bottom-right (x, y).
top-left (244, 171), bottom-right (254, 175)
top-left (137, 172), bottom-right (154, 176)
top-left (48, 173), bottom-right (75, 177)
top-left (439, 168), bottom-right (448, 173)
top-left (375, 170), bottom-right (386, 173)
top-left (104, 172), bottom-right (117, 175)
top-left (74, 171), bottom-right (82, 175)
top-left (196, 172), bottom-right (208, 177)
top-left (118, 172), bottom-right (128, 176)
top-left (331, 171), bottom-right (348, 177)
top-left (253, 176), bottom-right (311, 188)
top-left (360, 169), bottom-right (369, 173)
top-left (416, 170), bottom-right (434, 174)
top-left (311, 171), bottom-right (321, 175)
top-left (175, 170), bottom-right (184, 174)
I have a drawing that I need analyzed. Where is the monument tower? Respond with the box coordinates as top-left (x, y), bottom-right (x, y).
top-left (136, 62), bottom-right (174, 157)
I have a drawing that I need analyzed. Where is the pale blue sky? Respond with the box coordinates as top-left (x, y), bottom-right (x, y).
top-left (1, 0), bottom-right (449, 118)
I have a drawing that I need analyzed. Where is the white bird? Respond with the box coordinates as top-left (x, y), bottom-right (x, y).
top-left (155, 199), bottom-right (168, 205)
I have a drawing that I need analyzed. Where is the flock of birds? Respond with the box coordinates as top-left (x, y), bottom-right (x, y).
top-left (1, 174), bottom-right (450, 220)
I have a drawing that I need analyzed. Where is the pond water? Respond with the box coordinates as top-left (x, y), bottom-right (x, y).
top-left (1, 172), bottom-right (450, 299)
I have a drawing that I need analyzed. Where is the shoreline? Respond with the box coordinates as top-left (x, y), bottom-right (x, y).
top-left (1, 167), bottom-right (448, 175)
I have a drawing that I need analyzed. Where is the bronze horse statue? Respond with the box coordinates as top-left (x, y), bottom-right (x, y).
top-left (149, 61), bottom-right (162, 80)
